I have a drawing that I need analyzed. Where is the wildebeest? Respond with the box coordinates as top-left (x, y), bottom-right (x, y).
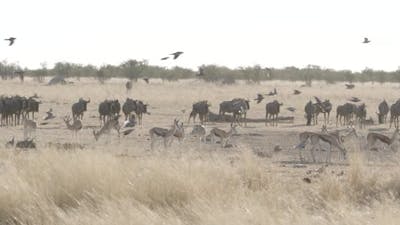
top-left (265, 100), bottom-right (282, 126)
top-left (314, 97), bottom-right (332, 124)
top-left (122, 98), bottom-right (149, 126)
top-left (390, 100), bottom-right (400, 129)
top-left (188, 100), bottom-right (210, 125)
top-left (219, 98), bottom-right (250, 126)
top-left (336, 103), bottom-right (356, 126)
top-left (304, 101), bottom-right (315, 126)
top-left (98, 99), bottom-right (121, 124)
top-left (24, 97), bottom-right (41, 119)
top-left (72, 98), bottom-right (90, 120)
top-left (355, 103), bottom-right (367, 128)
top-left (377, 100), bottom-right (389, 124)
top-left (126, 81), bottom-right (132, 92)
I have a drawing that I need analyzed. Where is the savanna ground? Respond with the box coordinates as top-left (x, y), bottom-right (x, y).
top-left (1, 78), bottom-right (400, 224)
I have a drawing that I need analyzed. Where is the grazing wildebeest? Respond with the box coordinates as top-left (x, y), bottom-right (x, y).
top-left (265, 100), bottom-right (282, 126)
top-left (72, 98), bottom-right (90, 120)
top-left (122, 98), bottom-right (136, 120)
top-left (99, 99), bottom-right (121, 124)
top-left (304, 101), bottom-right (315, 126)
top-left (188, 100), bottom-right (210, 125)
top-left (219, 98), bottom-right (250, 126)
top-left (377, 100), bottom-right (389, 124)
top-left (390, 100), bottom-right (400, 129)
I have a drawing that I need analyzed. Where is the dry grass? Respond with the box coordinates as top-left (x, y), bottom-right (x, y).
top-left (0, 78), bottom-right (400, 224)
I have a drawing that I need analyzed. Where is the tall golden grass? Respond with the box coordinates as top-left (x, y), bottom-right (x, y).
top-left (0, 147), bottom-right (399, 224)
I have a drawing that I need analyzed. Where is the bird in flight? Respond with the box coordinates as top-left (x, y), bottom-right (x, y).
top-left (286, 107), bottom-right (296, 112)
top-left (4, 37), bottom-right (16, 46)
top-left (362, 37), bottom-right (370, 44)
top-left (254, 94), bottom-right (264, 104)
top-left (293, 89), bottom-right (301, 95)
top-left (348, 97), bottom-right (361, 103)
top-left (170, 51), bottom-right (184, 59)
top-left (266, 88), bottom-right (277, 96)
top-left (160, 57), bottom-right (169, 60)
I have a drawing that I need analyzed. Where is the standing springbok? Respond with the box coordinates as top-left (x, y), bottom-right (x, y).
top-left (149, 119), bottom-right (180, 149)
top-left (93, 115), bottom-right (121, 141)
top-left (209, 124), bottom-right (238, 147)
top-left (63, 116), bottom-right (83, 137)
top-left (23, 117), bottom-right (37, 139)
top-left (367, 128), bottom-right (399, 152)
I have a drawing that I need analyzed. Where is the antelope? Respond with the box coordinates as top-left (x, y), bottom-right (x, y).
top-left (191, 125), bottom-right (206, 142)
top-left (295, 130), bottom-right (348, 163)
top-left (209, 124), bottom-right (238, 147)
top-left (23, 117), bottom-right (36, 139)
top-left (63, 116), bottom-right (83, 137)
top-left (367, 128), bottom-right (399, 152)
top-left (149, 119), bottom-right (180, 149)
top-left (93, 115), bottom-right (121, 141)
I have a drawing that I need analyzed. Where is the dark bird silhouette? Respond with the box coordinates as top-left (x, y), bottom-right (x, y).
top-left (286, 107), bottom-right (296, 112)
top-left (349, 97), bottom-right (361, 103)
top-left (293, 89), bottom-right (301, 95)
top-left (274, 145), bottom-right (282, 152)
top-left (161, 57), bottom-right (169, 60)
top-left (266, 88), bottom-right (277, 96)
top-left (303, 177), bottom-right (312, 184)
top-left (345, 83), bottom-right (355, 89)
top-left (362, 37), bottom-right (371, 44)
top-left (4, 37), bottom-right (16, 46)
top-left (170, 51), bottom-right (184, 60)
top-left (43, 108), bottom-right (56, 120)
top-left (254, 94), bottom-right (264, 104)
top-left (143, 78), bottom-right (149, 84)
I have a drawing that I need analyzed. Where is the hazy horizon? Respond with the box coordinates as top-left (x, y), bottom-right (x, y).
top-left (2, 0), bottom-right (400, 72)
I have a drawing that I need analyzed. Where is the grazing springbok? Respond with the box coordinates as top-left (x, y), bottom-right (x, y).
top-left (265, 100), bottom-right (282, 126)
top-left (209, 124), bottom-right (238, 147)
top-left (367, 128), bottom-right (399, 152)
top-left (23, 117), bottom-right (37, 139)
top-left (295, 131), bottom-right (347, 163)
top-left (149, 119), bottom-right (180, 149)
top-left (63, 116), bottom-right (83, 137)
top-left (377, 100), bottom-right (389, 124)
top-left (93, 115), bottom-right (121, 141)
top-left (191, 125), bottom-right (206, 142)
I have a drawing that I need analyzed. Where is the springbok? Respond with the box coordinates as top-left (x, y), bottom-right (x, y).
top-left (23, 117), bottom-right (36, 139)
top-left (367, 128), bottom-right (399, 152)
top-left (295, 129), bottom-right (349, 163)
top-left (149, 119), bottom-right (180, 149)
top-left (191, 125), bottom-right (206, 142)
top-left (93, 115), bottom-right (121, 141)
top-left (63, 116), bottom-right (83, 137)
top-left (209, 124), bottom-right (238, 147)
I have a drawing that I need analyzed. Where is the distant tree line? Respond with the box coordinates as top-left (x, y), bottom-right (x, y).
top-left (1, 60), bottom-right (400, 85)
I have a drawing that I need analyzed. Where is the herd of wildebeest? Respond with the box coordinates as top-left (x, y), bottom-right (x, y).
top-left (1, 82), bottom-right (400, 164)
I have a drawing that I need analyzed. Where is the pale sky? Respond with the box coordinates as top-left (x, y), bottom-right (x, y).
top-left (1, 0), bottom-right (399, 71)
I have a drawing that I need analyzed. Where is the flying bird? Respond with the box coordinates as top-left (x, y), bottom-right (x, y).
top-left (266, 88), bottom-right (277, 96)
top-left (293, 89), bottom-right (301, 95)
top-left (349, 97), bottom-right (361, 103)
top-left (362, 37), bottom-right (370, 44)
top-left (170, 51), bottom-right (184, 60)
top-left (122, 128), bottom-right (135, 136)
top-left (286, 107), bottom-right (296, 112)
top-left (161, 57), bottom-right (169, 60)
top-left (143, 78), bottom-right (149, 84)
top-left (43, 108), bottom-right (55, 120)
top-left (4, 37), bottom-right (16, 46)
top-left (345, 83), bottom-right (355, 89)
top-left (254, 94), bottom-right (264, 104)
